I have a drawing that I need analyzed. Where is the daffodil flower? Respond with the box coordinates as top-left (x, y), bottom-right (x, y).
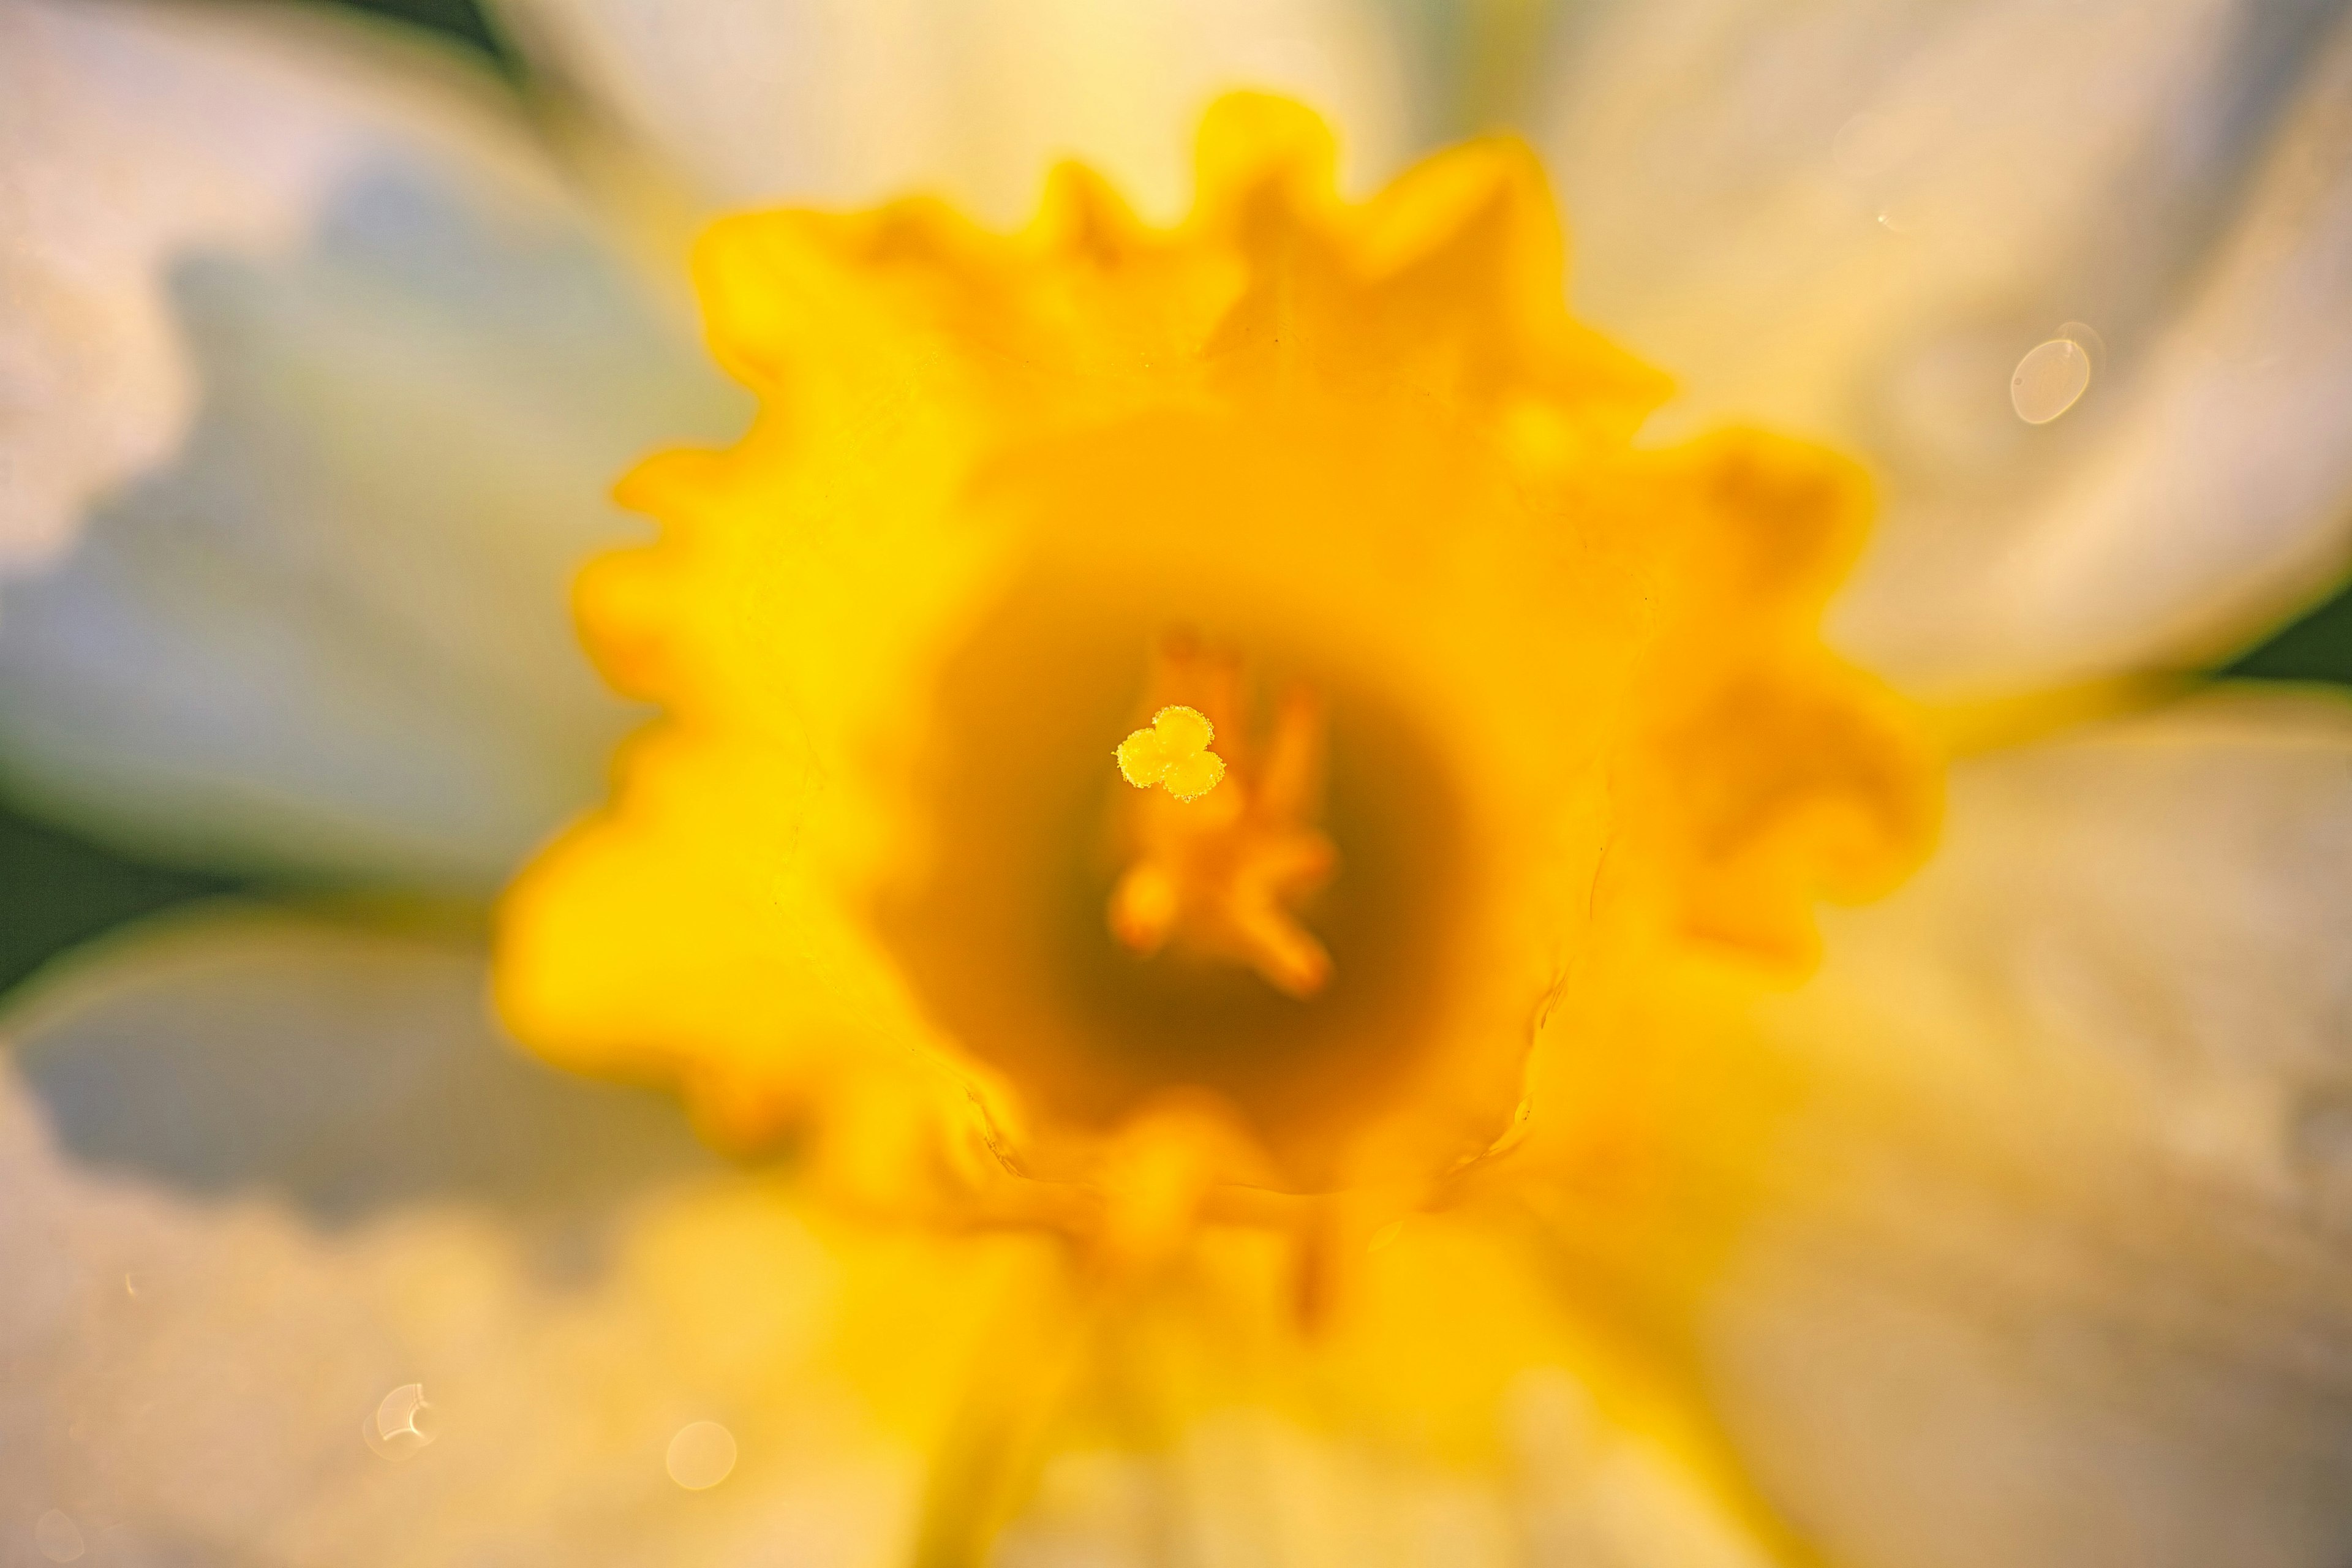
top-left (6, 4), bottom-right (2352, 1567)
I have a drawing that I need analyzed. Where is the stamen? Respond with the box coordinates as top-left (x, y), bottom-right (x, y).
top-left (1108, 639), bottom-right (1338, 998)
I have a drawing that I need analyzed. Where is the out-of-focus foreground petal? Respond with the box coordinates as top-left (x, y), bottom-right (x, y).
top-left (0, 912), bottom-right (917, 1566)
top-left (16, 702), bottom-right (2349, 1567)
top-left (1, 914), bottom-right (1768, 1566)
top-left (1705, 688), bottom-right (2352, 1568)
top-left (0, 0), bottom-right (743, 888)
top-left (1539, 0), bottom-right (2352, 695)
top-left (491, 0), bottom-right (1420, 219)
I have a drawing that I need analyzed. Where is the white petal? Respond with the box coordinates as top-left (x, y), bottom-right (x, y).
top-left (1, 912), bottom-right (916, 1565)
top-left (1537, 1), bottom-right (2352, 693)
top-left (1708, 689), bottom-right (2352, 1568)
top-left (0, 0), bottom-right (744, 887)
top-left (2, 0), bottom-right (533, 569)
top-left (493, 0), bottom-right (1420, 220)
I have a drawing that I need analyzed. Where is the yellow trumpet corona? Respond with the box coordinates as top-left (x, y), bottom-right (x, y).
top-left (497, 88), bottom-right (1935, 1232)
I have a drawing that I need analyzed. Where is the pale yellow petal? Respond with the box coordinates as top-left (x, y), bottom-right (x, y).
top-left (1706, 688), bottom-right (2352, 1567)
top-left (996, 1398), bottom-right (1776, 1568)
top-left (492, 0), bottom-right (1420, 220)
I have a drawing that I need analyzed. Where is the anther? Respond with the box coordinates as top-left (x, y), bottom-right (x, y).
top-left (1116, 706), bottom-right (1226, 801)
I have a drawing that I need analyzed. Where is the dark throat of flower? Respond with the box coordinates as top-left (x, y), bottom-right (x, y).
top-left (875, 568), bottom-right (1470, 1188)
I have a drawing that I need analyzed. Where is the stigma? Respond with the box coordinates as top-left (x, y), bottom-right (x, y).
top-left (1116, 706), bottom-right (1227, 801)
top-left (1107, 637), bottom-right (1338, 999)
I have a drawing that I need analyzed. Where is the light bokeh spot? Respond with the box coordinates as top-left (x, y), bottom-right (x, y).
top-left (666, 1420), bottom-right (738, 1490)
top-left (34, 1510), bottom-right (85, 1563)
top-left (2011, 337), bottom-right (2092, 424)
top-left (2056, 320), bottom-right (2108, 374)
top-left (363, 1382), bottom-right (436, 1461)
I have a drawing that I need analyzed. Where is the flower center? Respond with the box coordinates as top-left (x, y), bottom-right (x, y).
top-left (493, 92), bottom-right (1942, 1228)
top-left (1108, 636), bottom-right (1338, 999)
top-left (872, 564), bottom-right (1472, 1186)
